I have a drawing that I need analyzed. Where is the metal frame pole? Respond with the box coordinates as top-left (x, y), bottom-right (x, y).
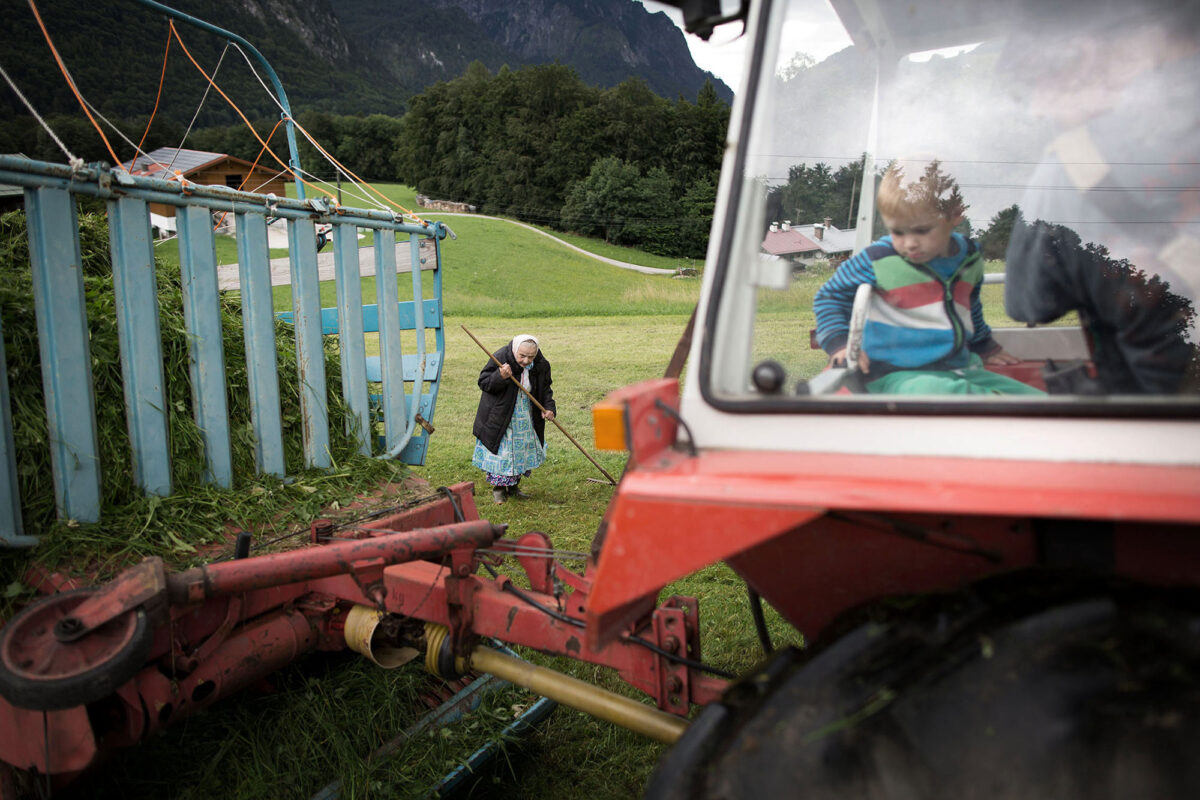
top-left (130, 0), bottom-right (307, 200)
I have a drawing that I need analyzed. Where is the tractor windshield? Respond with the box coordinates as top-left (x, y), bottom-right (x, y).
top-left (704, 0), bottom-right (1199, 412)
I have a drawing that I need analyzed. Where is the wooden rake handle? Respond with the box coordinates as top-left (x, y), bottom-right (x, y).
top-left (461, 325), bottom-right (617, 486)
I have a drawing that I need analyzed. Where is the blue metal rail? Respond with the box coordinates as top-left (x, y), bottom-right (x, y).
top-left (0, 154), bottom-right (448, 546)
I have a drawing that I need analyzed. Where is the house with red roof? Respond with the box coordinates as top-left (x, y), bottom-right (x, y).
top-left (762, 217), bottom-right (856, 268)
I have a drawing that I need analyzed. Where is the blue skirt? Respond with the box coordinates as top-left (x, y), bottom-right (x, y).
top-left (472, 392), bottom-right (546, 486)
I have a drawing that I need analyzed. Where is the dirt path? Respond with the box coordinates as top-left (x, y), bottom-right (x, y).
top-left (215, 238), bottom-right (434, 290)
top-left (215, 215), bottom-right (677, 290)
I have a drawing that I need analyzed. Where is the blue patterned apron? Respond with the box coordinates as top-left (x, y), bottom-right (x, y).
top-left (472, 391), bottom-right (547, 486)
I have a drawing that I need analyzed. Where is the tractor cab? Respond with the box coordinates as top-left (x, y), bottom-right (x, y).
top-left (677, 0), bottom-right (1199, 464)
top-left (590, 5), bottom-right (1200, 794)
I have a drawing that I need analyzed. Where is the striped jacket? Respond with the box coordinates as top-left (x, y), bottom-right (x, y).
top-left (814, 233), bottom-right (998, 372)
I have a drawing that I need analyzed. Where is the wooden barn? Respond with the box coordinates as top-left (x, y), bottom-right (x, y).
top-left (121, 147), bottom-right (290, 221)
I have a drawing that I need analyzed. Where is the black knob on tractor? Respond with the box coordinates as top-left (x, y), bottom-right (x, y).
top-left (234, 531), bottom-right (252, 560)
top-left (751, 360), bottom-right (786, 394)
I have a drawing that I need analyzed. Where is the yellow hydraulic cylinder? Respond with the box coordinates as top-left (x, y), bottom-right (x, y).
top-left (458, 644), bottom-right (689, 744)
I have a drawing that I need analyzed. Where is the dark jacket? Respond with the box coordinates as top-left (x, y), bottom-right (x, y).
top-left (1005, 218), bottom-right (1197, 394)
top-left (472, 344), bottom-right (555, 454)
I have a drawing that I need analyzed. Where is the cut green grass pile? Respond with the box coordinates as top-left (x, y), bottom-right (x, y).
top-left (0, 196), bottom-right (741, 799)
top-left (1, 183), bottom-right (1054, 799)
top-left (0, 210), bottom-right (407, 600)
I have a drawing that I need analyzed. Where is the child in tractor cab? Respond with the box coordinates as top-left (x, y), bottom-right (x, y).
top-left (813, 159), bottom-right (1042, 395)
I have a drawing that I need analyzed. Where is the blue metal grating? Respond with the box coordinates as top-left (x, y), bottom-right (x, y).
top-left (0, 154), bottom-right (448, 544)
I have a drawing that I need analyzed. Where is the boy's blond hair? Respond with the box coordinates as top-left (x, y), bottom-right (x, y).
top-left (876, 159), bottom-right (967, 220)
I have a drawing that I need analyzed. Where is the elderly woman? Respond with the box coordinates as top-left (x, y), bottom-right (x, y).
top-left (471, 334), bottom-right (556, 504)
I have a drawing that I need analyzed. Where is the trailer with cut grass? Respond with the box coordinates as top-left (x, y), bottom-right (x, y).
top-left (2, 0), bottom-right (1199, 797)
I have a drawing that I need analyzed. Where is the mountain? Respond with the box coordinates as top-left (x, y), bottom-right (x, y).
top-left (341, 0), bottom-right (731, 103)
top-left (0, 0), bottom-right (731, 127)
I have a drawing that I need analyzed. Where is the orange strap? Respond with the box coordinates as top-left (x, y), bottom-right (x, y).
top-left (133, 27), bottom-right (173, 166)
top-left (287, 116), bottom-right (425, 224)
top-left (27, 0), bottom-right (122, 167)
top-left (168, 20), bottom-right (335, 203)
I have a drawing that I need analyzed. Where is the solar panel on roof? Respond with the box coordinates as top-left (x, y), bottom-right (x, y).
top-left (123, 147), bottom-right (225, 178)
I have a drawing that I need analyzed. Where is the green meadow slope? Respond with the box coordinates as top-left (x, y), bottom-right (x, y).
top-left (4, 186), bottom-right (800, 799)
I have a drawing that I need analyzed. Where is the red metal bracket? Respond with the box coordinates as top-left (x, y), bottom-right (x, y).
top-left (349, 557), bottom-right (388, 608)
top-left (444, 546), bottom-right (482, 657)
top-left (52, 558), bottom-right (167, 641)
top-left (651, 603), bottom-right (691, 716)
top-left (489, 532), bottom-right (556, 595)
top-left (172, 595), bottom-right (243, 674)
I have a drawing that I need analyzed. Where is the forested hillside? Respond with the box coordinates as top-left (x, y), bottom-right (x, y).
top-left (395, 65), bottom-right (728, 257)
top-left (0, 0), bottom-right (730, 257)
top-left (332, 0), bottom-right (730, 104)
top-left (0, 0), bottom-right (728, 130)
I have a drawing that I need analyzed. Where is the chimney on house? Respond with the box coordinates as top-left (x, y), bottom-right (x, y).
top-left (824, 217), bottom-right (833, 229)
top-left (782, 220), bottom-right (791, 231)
top-left (813, 223), bottom-right (824, 240)
top-left (769, 222), bottom-right (780, 233)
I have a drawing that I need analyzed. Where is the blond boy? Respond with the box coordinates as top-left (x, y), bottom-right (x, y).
top-left (813, 160), bottom-right (1038, 394)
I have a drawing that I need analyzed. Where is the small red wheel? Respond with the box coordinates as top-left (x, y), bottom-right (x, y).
top-left (0, 588), bottom-right (151, 711)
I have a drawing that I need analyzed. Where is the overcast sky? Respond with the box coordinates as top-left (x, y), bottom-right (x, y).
top-left (637, 0), bottom-right (853, 92)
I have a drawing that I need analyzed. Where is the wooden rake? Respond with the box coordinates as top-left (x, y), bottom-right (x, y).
top-left (461, 325), bottom-right (618, 486)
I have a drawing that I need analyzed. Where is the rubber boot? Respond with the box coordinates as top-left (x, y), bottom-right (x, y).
top-left (509, 480), bottom-right (530, 499)
top-left (492, 487), bottom-right (507, 504)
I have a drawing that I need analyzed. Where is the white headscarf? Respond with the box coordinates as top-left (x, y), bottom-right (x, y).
top-left (510, 334), bottom-right (539, 390)
top-left (511, 334), bottom-right (539, 354)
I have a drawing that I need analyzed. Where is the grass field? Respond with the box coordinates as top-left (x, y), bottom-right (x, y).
top-left (53, 188), bottom-right (794, 800)
top-left (15, 182), bottom-right (1049, 799)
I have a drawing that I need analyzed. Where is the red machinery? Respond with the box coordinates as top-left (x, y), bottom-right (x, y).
top-left (0, 483), bottom-right (722, 787)
top-left (591, 0), bottom-right (1200, 796)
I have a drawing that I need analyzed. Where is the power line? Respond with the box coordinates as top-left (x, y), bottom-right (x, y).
top-left (754, 153), bottom-right (1200, 167)
top-left (169, 42), bottom-right (231, 173)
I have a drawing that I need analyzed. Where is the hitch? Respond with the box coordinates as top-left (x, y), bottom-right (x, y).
top-left (423, 623), bottom-right (688, 745)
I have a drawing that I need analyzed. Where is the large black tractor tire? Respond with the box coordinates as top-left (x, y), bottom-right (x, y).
top-left (646, 578), bottom-right (1200, 800)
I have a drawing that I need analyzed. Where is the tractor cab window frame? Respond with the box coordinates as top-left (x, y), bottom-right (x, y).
top-left (697, 0), bottom-right (1200, 420)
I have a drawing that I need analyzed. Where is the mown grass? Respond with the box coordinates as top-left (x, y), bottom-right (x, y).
top-left (153, 229), bottom-right (288, 266)
top-left (426, 216), bottom-right (700, 319)
top-left (2, 193), bottom-right (759, 799)
top-left (518, 223), bottom-right (699, 272)
top-left (154, 180), bottom-right (700, 322)
top-left (5, 181), bottom-right (1052, 799)
top-left (252, 216), bottom-right (702, 319)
